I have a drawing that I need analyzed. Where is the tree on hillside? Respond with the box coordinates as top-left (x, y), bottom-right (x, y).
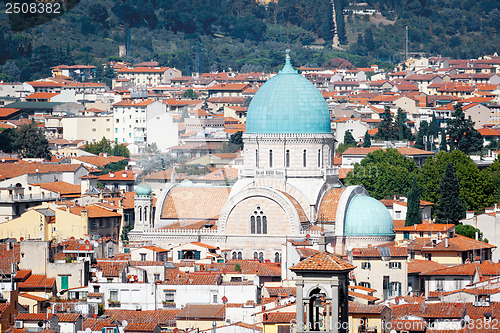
top-left (414, 121), bottom-right (428, 150)
top-left (0, 128), bottom-right (17, 153)
top-left (345, 148), bottom-right (418, 199)
top-left (439, 129), bottom-right (447, 152)
top-left (395, 108), bottom-right (411, 141)
top-left (344, 130), bottom-right (356, 146)
top-left (113, 144), bottom-right (130, 158)
top-left (447, 103), bottom-right (483, 154)
top-left (84, 137), bottom-right (112, 155)
top-left (14, 123), bottom-right (50, 159)
top-left (434, 163), bottom-right (466, 224)
top-left (455, 224), bottom-right (484, 241)
top-left (429, 113), bottom-right (439, 137)
top-left (375, 107), bottom-right (397, 141)
top-left (405, 177), bottom-right (422, 226)
top-left (363, 131), bottom-right (371, 147)
top-left (182, 89), bottom-right (198, 99)
top-left (229, 131), bottom-right (243, 149)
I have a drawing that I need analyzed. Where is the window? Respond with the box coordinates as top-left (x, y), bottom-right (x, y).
top-left (60, 276), bottom-right (68, 290)
top-left (303, 149), bottom-right (307, 167)
top-left (140, 253), bottom-right (146, 261)
top-left (359, 282), bottom-right (371, 288)
top-left (258, 252), bottom-right (264, 262)
top-left (361, 262), bottom-right (371, 270)
top-left (250, 206), bottom-right (267, 234)
top-left (389, 262), bottom-right (401, 269)
top-left (395, 211), bottom-right (401, 219)
top-left (269, 150), bottom-right (273, 168)
top-left (275, 252), bottom-right (280, 263)
top-left (237, 252), bottom-right (242, 260)
top-left (164, 290), bottom-right (175, 303)
top-left (232, 252), bottom-right (237, 260)
top-left (154, 274), bottom-right (160, 281)
top-left (425, 253), bottom-right (432, 260)
top-left (454, 279), bottom-right (462, 290)
top-left (317, 149), bottom-right (321, 167)
top-left (255, 150), bottom-right (259, 167)
top-left (436, 279), bottom-right (444, 291)
top-left (389, 282), bottom-right (402, 297)
top-left (109, 290), bottom-right (118, 302)
top-left (253, 252), bottom-right (258, 260)
top-left (285, 150), bottom-right (290, 168)
top-left (213, 294), bottom-right (218, 303)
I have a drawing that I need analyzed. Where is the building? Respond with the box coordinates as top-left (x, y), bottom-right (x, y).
top-left (117, 67), bottom-right (181, 86)
top-left (130, 51), bottom-right (396, 259)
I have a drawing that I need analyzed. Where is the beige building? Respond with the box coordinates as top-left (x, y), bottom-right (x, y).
top-left (117, 67), bottom-right (181, 86)
top-left (351, 246), bottom-right (408, 301)
top-left (62, 115), bottom-right (114, 142)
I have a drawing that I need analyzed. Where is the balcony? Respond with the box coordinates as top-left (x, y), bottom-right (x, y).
top-left (0, 193), bottom-right (60, 203)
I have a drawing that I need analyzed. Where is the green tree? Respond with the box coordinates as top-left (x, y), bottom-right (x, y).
top-left (112, 144), bottom-right (130, 158)
top-left (14, 123), bottom-right (50, 159)
top-left (363, 131), bottom-right (371, 147)
top-left (182, 89), bottom-right (198, 99)
top-left (0, 128), bottom-right (17, 153)
top-left (455, 224), bottom-right (482, 240)
top-left (447, 103), bottom-right (483, 154)
top-left (344, 130), bottom-right (356, 146)
top-left (395, 108), bottom-right (410, 141)
top-left (345, 148), bottom-right (418, 199)
top-left (84, 137), bottom-right (112, 155)
top-left (375, 107), bottom-right (397, 141)
top-left (429, 113), bottom-right (439, 137)
top-left (439, 129), bottom-right (447, 152)
top-left (229, 131), bottom-right (243, 150)
top-left (414, 121), bottom-right (428, 150)
top-left (434, 163), bottom-right (466, 224)
top-left (405, 177), bottom-right (422, 226)
top-left (145, 143), bottom-right (160, 154)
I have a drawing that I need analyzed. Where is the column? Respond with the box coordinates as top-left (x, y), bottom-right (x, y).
top-left (331, 280), bottom-right (339, 333)
top-left (297, 280), bottom-right (304, 332)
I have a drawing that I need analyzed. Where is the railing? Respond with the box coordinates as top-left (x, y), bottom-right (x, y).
top-left (240, 168), bottom-right (339, 177)
top-left (0, 193), bottom-right (60, 203)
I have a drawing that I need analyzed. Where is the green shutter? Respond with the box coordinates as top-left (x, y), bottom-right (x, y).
top-left (113, 328), bottom-right (118, 333)
top-left (102, 329), bottom-right (105, 333)
top-left (61, 276), bottom-right (68, 290)
top-left (194, 251), bottom-right (201, 260)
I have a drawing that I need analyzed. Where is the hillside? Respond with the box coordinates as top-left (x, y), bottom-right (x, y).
top-left (0, 0), bottom-right (497, 81)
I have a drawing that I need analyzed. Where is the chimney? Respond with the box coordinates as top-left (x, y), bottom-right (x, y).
top-left (318, 231), bottom-right (326, 253)
top-left (445, 237), bottom-right (449, 248)
top-left (466, 211), bottom-right (474, 219)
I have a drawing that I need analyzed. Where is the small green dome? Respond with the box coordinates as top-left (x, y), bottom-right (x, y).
top-left (135, 182), bottom-right (152, 196)
top-left (245, 51), bottom-right (331, 134)
top-left (345, 195), bottom-right (394, 235)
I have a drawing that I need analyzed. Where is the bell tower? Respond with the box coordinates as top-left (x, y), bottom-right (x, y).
top-left (290, 244), bottom-right (355, 333)
top-left (134, 182), bottom-right (153, 231)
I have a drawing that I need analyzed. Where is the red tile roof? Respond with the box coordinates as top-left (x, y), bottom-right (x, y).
top-left (263, 312), bottom-right (296, 323)
top-left (318, 188), bottom-right (346, 222)
top-left (290, 251), bottom-right (356, 272)
top-left (176, 304), bottom-right (225, 320)
top-left (18, 274), bottom-right (55, 290)
top-left (408, 260), bottom-right (447, 274)
top-left (105, 309), bottom-right (179, 326)
top-left (125, 323), bottom-right (159, 332)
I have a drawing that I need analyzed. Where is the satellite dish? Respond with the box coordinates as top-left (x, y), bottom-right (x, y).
top-left (86, 328), bottom-right (92, 333)
top-left (464, 315), bottom-right (470, 322)
top-left (56, 292), bottom-right (61, 297)
top-left (390, 330), bottom-right (397, 333)
top-left (121, 320), bottom-right (128, 327)
top-left (38, 322), bottom-right (44, 328)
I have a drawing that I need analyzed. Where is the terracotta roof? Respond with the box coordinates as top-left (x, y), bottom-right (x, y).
top-left (94, 260), bottom-right (128, 277)
top-left (97, 170), bottom-right (135, 181)
top-left (105, 309), bottom-right (179, 326)
top-left (479, 128), bottom-right (500, 137)
top-left (420, 261), bottom-right (500, 276)
top-left (351, 246), bottom-right (407, 257)
top-left (18, 293), bottom-right (48, 301)
top-left (64, 205), bottom-right (121, 218)
top-left (32, 181), bottom-right (80, 196)
top-left (200, 260), bottom-right (281, 276)
top-left (290, 251), bottom-right (356, 272)
top-left (125, 323), bottom-right (159, 332)
top-left (266, 287), bottom-right (296, 297)
top-left (118, 67), bottom-right (170, 73)
top-left (277, 190), bottom-right (308, 222)
top-left (408, 235), bottom-right (495, 253)
top-left (57, 313), bottom-right (81, 322)
top-left (408, 260), bottom-right (447, 274)
top-left (317, 188), bottom-right (346, 222)
top-left (176, 304), bottom-right (225, 320)
top-left (348, 291), bottom-right (379, 302)
top-left (349, 302), bottom-right (387, 314)
top-left (25, 92), bottom-right (59, 99)
top-left (0, 163), bottom-right (82, 179)
top-left (18, 274), bottom-right (55, 290)
top-left (16, 313), bottom-right (55, 321)
top-left (263, 312), bottom-right (296, 323)
top-left (87, 293), bottom-right (103, 298)
top-left (73, 155), bottom-right (126, 168)
top-left (160, 186), bottom-right (231, 220)
top-left (82, 317), bottom-right (117, 331)
top-left (0, 108), bottom-right (21, 118)
top-left (393, 222), bottom-right (453, 232)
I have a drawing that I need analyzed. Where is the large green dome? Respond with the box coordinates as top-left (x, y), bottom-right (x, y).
top-left (345, 195), bottom-right (394, 235)
top-left (245, 51), bottom-right (331, 134)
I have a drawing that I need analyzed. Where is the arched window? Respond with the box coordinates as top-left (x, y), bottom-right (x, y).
top-left (237, 252), bottom-right (242, 260)
top-left (285, 150), bottom-right (290, 168)
top-left (255, 150), bottom-right (259, 167)
top-left (138, 207), bottom-right (142, 222)
top-left (269, 150), bottom-right (273, 168)
top-left (144, 206), bottom-right (148, 222)
top-left (274, 252), bottom-right (280, 263)
top-left (303, 149), bottom-right (307, 167)
top-left (232, 252), bottom-right (237, 260)
top-left (253, 252), bottom-right (258, 260)
top-left (317, 149), bottom-right (321, 167)
top-left (250, 206), bottom-right (267, 234)
top-left (258, 252), bottom-right (264, 262)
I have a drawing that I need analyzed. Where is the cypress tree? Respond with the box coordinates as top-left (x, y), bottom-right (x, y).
top-left (434, 163), bottom-right (466, 224)
top-left (363, 131), bottom-right (371, 147)
top-left (405, 178), bottom-right (422, 226)
top-left (440, 129), bottom-right (447, 152)
top-left (344, 130), bottom-right (356, 146)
